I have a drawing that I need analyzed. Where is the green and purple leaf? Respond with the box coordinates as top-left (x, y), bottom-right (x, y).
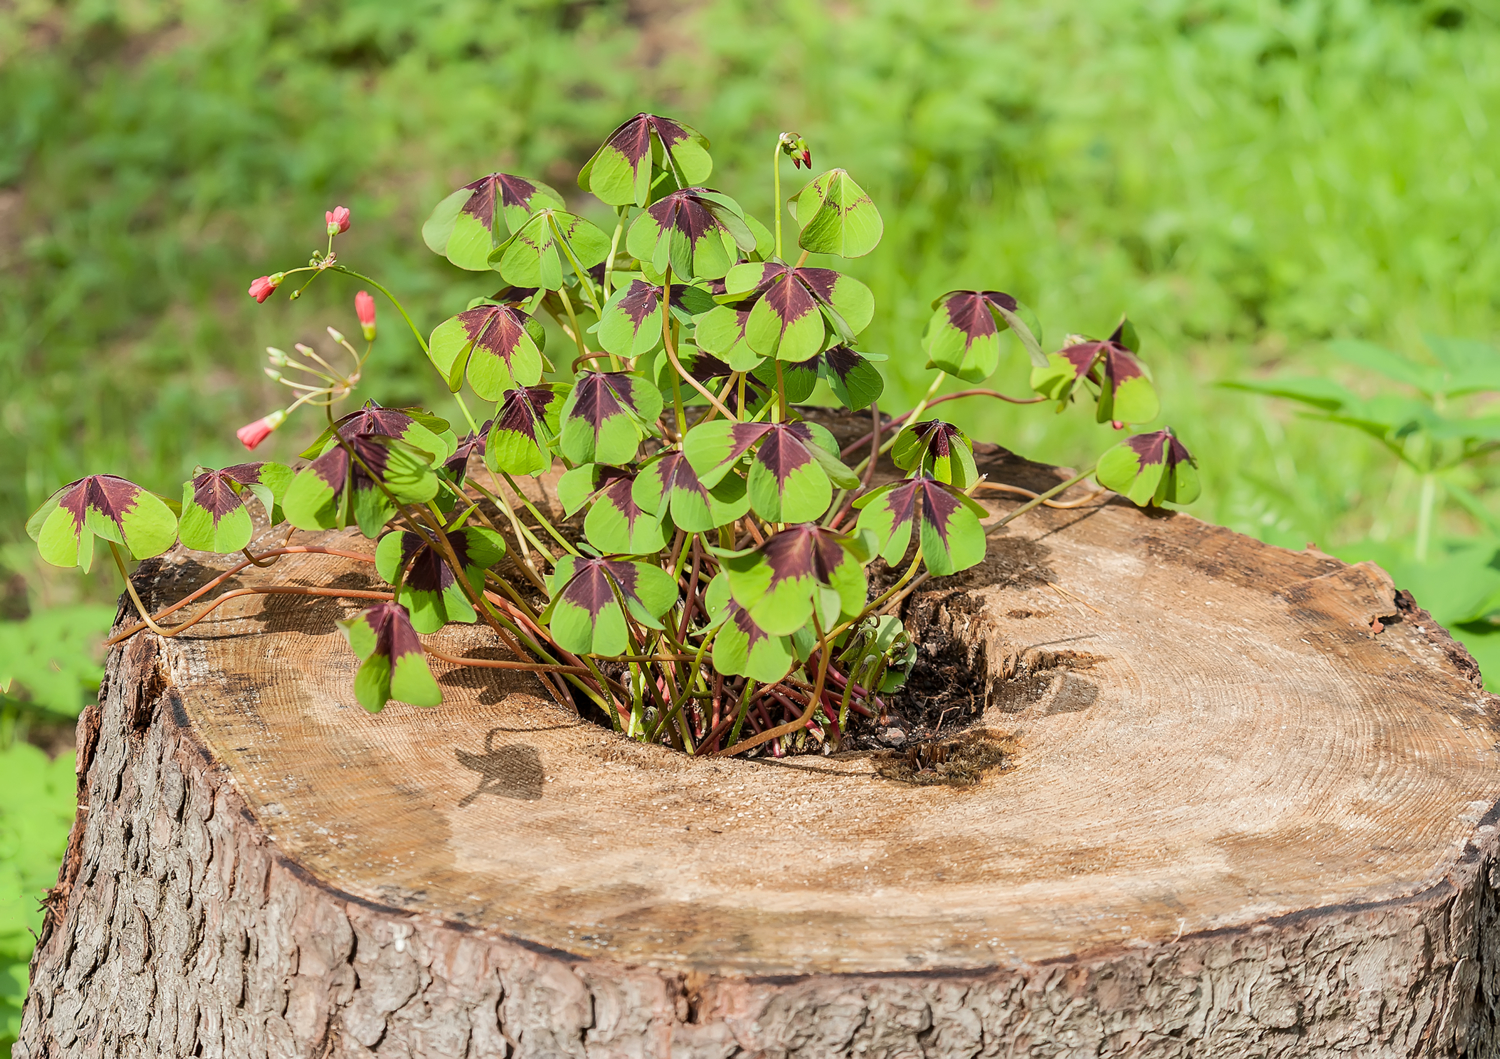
top-left (487, 385), bottom-right (565, 477)
top-left (789, 168), bottom-right (883, 259)
top-left (890, 420), bottom-right (979, 489)
top-left (301, 402), bottom-right (455, 465)
top-left (852, 474), bottom-right (988, 576)
top-left (558, 372), bottom-right (663, 466)
top-left (489, 209), bottom-right (610, 291)
top-left (375, 526), bottom-right (506, 634)
top-left (693, 304), bottom-right (761, 371)
top-left (1096, 429), bottom-right (1200, 506)
top-left (817, 345), bottom-right (886, 411)
top-left (422, 173), bottom-right (565, 271)
top-left (541, 556), bottom-right (679, 656)
top-left (725, 263), bottom-right (873, 363)
top-left (338, 601), bottom-right (442, 712)
top-left (428, 303), bottom-right (544, 399)
top-left (923, 290), bottom-right (1044, 382)
top-left (444, 423), bottom-right (491, 483)
top-left (177, 462), bottom-right (290, 553)
top-left (625, 188), bottom-right (753, 281)
top-left (703, 573), bottom-right (795, 682)
top-left (578, 113), bottom-right (713, 207)
top-left (1032, 329), bottom-right (1158, 424)
top-left (582, 468), bottom-right (670, 554)
top-left (720, 524), bottom-right (871, 637)
top-left (632, 450), bottom-right (750, 534)
top-left (282, 433), bottom-right (440, 538)
top-left (684, 419), bottom-right (854, 523)
top-left (597, 279), bottom-right (667, 358)
top-left (28, 475), bottom-right (179, 573)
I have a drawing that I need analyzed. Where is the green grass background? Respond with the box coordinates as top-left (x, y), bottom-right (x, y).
top-left (3, 0), bottom-right (1500, 1043)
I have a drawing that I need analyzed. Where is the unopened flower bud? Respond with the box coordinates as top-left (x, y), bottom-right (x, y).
top-left (1112, 420), bottom-right (1125, 430)
top-left (326, 206), bottom-right (351, 236)
top-left (295, 343), bottom-right (316, 357)
top-left (264, 367), bottom-right (283, 382)
top-left (266, 347), bottom-right (288, 366)
top-left (236, 409), bottom-right (288, 450)
top-left (327, 326), bottom-right (346, 345)
top-left (248, 272), bottom-right (285, 303)
top-left (355, 290), bottom-right (377, 342)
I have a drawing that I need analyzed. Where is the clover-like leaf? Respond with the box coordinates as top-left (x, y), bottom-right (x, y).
top-left (338, 601), bottom-right (442, 712)
top-left (703, 573), bottom-right (795, 682)
top-left (301, 402), bottom-right (456, 464)
top-left (853, 474), bottom-right (988, 576)
top-left (719, 524), bottom-right (872, 637)
top-left (923, 290), bottom-right (1045, 382)
top-left (578, 113), bottom-right (713, 207)
top-left (375, 526), bottom-right (506, 634)
top-left (684, 420), bottom-right (856, 524)
top-left (558, 372), bottom-right (663, 466)
top-left (444, 423), bottom-right (491, 484)
top-left (282, 433), bottom-right (440, 538)
top-left (178, 461), bottom-right (294, 553)
top-left (890, 420), bottom-right (979, 489)
top-left (693, 304), bottom-right (761, 371)
top-left (1033, 325), bottom-right (1158, 425)
top-left (632, 450), bottom-right (751, 534)
top-left (487, 385), bottom-right (565, 477)
top-left (429, 303), bottom-right (545, 399)
top-left (422, 173), bottom-right (566, 271)
top-left (541, 556), bottom-right (679, 656)
top-left (625, 188), bottom-right (755, 281)
top-left (1096, 429), bottom-right (1200, 506)
top-left (582, 468), bottom-right (670, 554)
top-left (790, 168), bottom-right (883, 258)
top-left (817, 345), bottom-right (886, 411)
top-left (490, 209), bottom-right (610, 291)
top-left (28, 475), bottom-right (179, 573)
top-left (725, 262), bottom-right (874, 363)
top-left (598, 279), bottom-right (667, 358)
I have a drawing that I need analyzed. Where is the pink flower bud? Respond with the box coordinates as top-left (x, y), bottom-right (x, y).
top-left (355, 290), bottom-right (377, 342)
top-left (248, 273), bottom-right (284, 303)
top-left (801, 147), bottom-right (812, 168)
top-left (326, 206), bottom-right (351, 236)
top-left (1112, 420), bottom-right (1125, 430)
top-left (236, 409), bottom-right (288, 450)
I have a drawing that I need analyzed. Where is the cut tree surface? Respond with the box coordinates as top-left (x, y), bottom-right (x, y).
top-left (19, 434), bottom-right (1500, 1058)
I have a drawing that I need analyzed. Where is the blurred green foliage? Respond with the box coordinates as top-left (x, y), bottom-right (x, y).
top-left (1, 0), bottom-right (1499, 1042)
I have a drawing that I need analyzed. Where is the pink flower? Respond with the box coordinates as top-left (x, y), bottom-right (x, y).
top-left (326, 206), bottom-right (351, 236)
top-left (236, 409), bottom-right (288, 450)
top-left (248, 273), bottom-right (284, 303)
top-left (355, 290), bottom-right (377, 342)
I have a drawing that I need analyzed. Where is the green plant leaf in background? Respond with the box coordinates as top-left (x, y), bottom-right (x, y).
top-left (375, 526), bottom-right (506, 634)
top-left (428, 303), bottom-right (545, 398)
top-left (0, 606), bottom-right (115, 719)
top-left (890, 420), bottom-right (979, 489)
top-left (0, 743), bottom-right (76, 1044)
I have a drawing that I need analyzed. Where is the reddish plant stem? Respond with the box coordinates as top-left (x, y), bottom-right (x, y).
top-left (105, 546), bottom-right (377, 645)
top-left (829, 401), bottom-right (882, 530)
top-left (116, 585), bottom-right (393, 643)
top-left (839, 388), bottom-right (1046, 458)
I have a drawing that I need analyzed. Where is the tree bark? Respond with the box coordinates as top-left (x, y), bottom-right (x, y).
top-left (16, 435), bottom-right (1500, 1058)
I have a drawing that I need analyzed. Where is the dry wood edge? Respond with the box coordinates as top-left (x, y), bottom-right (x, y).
top-left (18, 425), bottom-right (1500, 1058)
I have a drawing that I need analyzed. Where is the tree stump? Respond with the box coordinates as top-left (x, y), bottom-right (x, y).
top-left (17, 434), bottom-right (1500, 1059)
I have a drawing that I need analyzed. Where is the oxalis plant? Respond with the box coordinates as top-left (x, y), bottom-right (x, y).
top-left (26, 115), bottom-right (1200, 758)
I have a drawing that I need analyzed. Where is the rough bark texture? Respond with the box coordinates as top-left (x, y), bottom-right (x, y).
top-left (16, 435), bottom-right (1500, 1058)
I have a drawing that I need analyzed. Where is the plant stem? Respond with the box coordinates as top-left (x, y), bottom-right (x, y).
top-left (603, 207), bottom-right (626, 296)
top-left (556, 284), bottom-right (595, 368)
top-left (772, 139), bottom-right (784, 261)
top-left (664, 269), bottom-right (686, 436)
top-left (1416, 472), bottom-right (1437, 564)
top-left (549, 215), bottom-right (604, 317)
top-left (992, 466), bottom-right (1097, 528)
